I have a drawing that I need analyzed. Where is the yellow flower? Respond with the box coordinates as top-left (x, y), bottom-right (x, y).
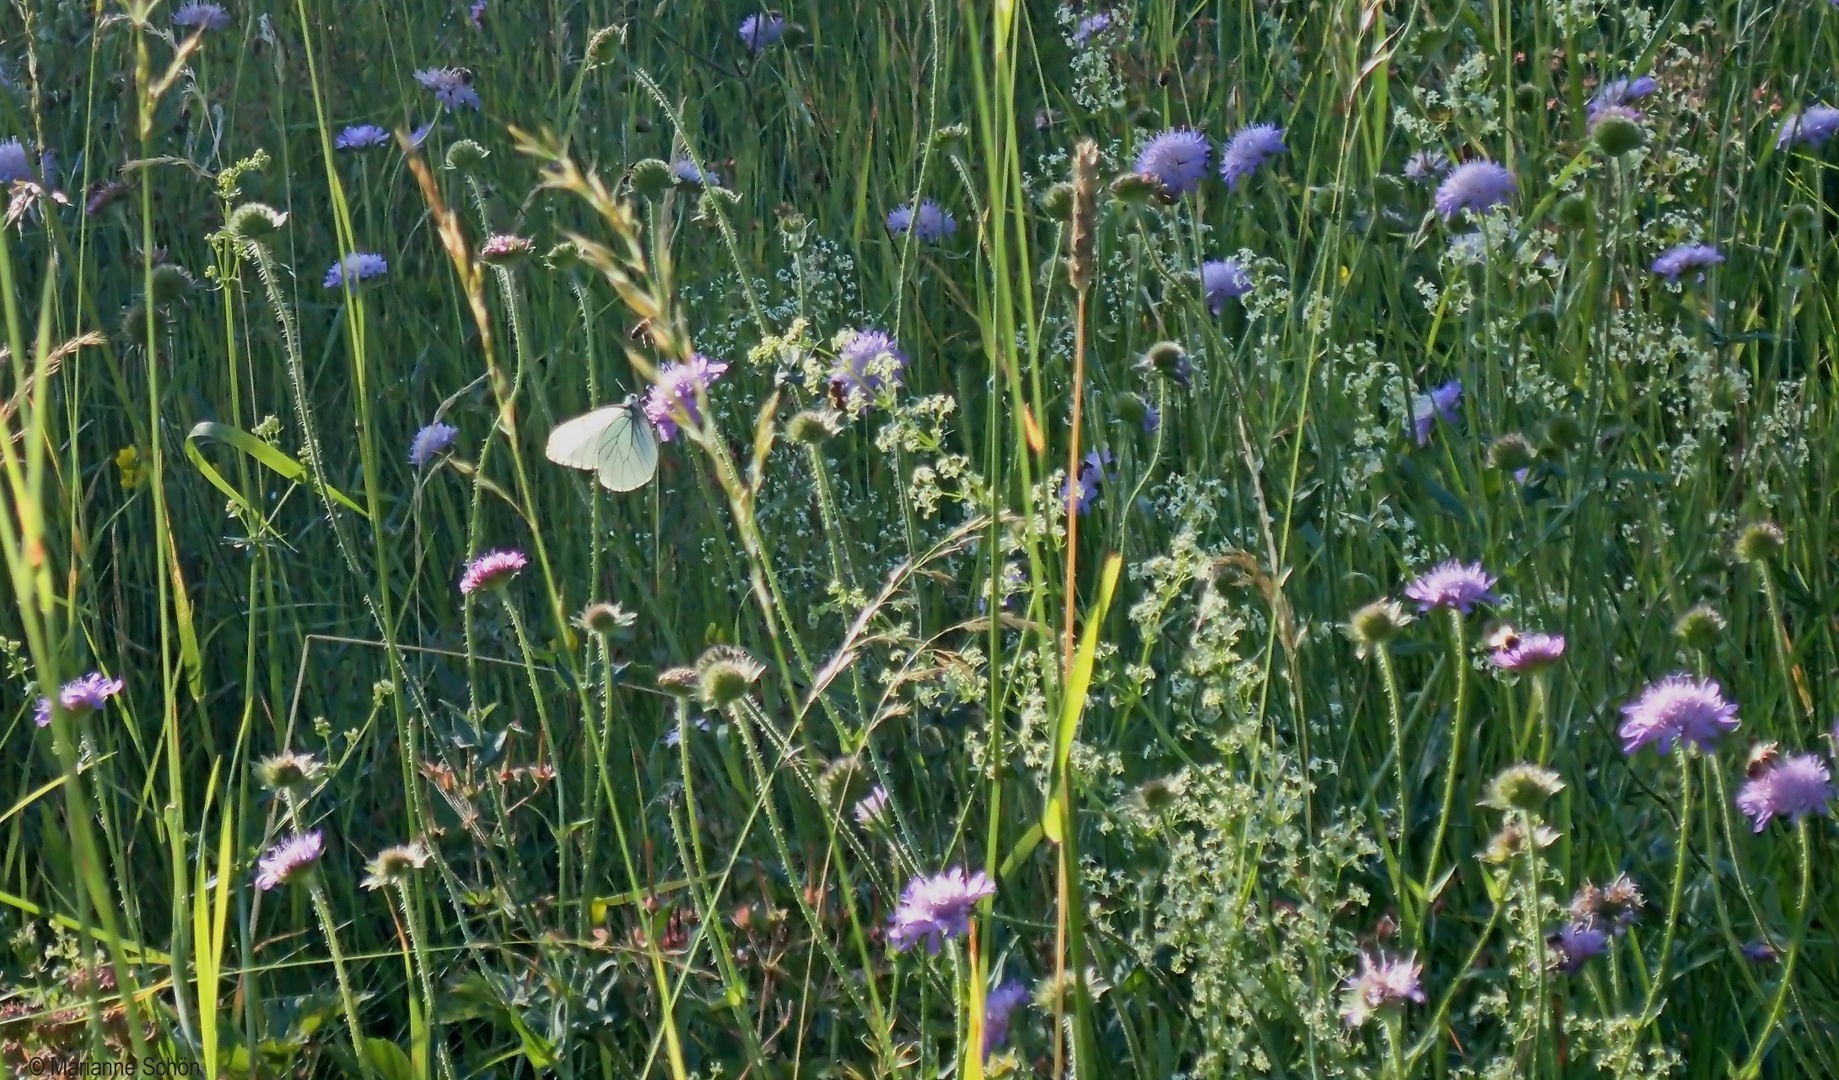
top-left (115, 446), bottom-right (146, 490)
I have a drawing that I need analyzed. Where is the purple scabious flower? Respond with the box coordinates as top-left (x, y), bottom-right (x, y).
top-left (1141, 404), bottom-right (1160, 434)
top-left (831, 329), bottom-right (907, 398)
top-left (0, 139), bottom-right (35, 185)
top-left (1403, 149), bottom-right (1451, 184)
top-left (670, 159), bottom-right (720, 187)
top-left (983, 979), bottom-right (1030, 1056)
top-left (1071, 12), bottom-right (1112, 46)
top-left (1776, 105), bottom-right (1839, 149)
top-left (459, 549), bottom-right (527, 595)
top-left (173, 1), bottom-right (231, 31)
top-left (1434, 160), bottom-right (1516, 220)
top-left (1135, 129), bottom-right (1211, 197)
top-left (335, 124), bottom-right (391, 150)
top-left (1219, 123), bottom-right (1285, 191)
top-left (415, 68), bottom-right (480, 111)
top-left (409, 422), bottom-right (458, 466)
top-left (853, 785), bottom-right (890, 826)
top-left (1548, 923), bottom-right (1608, 974)
top-left (1410, 379), bottom-right (1462, 446)
top-left (1618, 674), bottom-right (1739, 755)
top-left (887, 200), bottom-right (957, 243)
top-left (1589, 75), bottom-right (1657, 118)
top-left (468, 0), bottom-right (487, 28)
top-left (1201, 258), bottom-right (1251, 314)
top-left (1340, 953), bottom-right (1424, 1028)
top-left (1403, 560), bottom-right (1497, 614)
top-left (254, 831), bottom-right (323, 891)
top-left (739, 13), bottom-right (785, 52)
top-left (324, 252), bottom-right (387, 289)
top-left (1741, 940), bottom-right (1779, 963)
top-left (1489, 633), bottom-right (1566, 672)
top-left (1063, 449), bottom-right (1116, 515)
top-left (409, 120), bottom-right (437, 149)
top-left (887, 867), bottom-right (995, 954)
top-left (1651, 243), bottom-right (1723, 282)
top-left (645, 354), bottom-right (730, 441)
top-left (1589, 103), bottom-right (1644, 129)
top-left (33, 671), bottom-right (126, 727)
top-left (1736, 753), bottom-right (1833, 831)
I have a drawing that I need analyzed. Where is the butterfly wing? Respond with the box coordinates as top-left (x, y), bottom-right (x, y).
top-left (545, 405), bottom-right (625, 470)
top-left (594, 403), bottom-right (659, 492)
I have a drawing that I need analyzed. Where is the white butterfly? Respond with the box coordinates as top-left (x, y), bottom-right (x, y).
top-left (543, 394), bottom-right (659, 492)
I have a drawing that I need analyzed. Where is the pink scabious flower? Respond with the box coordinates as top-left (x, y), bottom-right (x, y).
top-left (644, 354), bottom-right (730, 441)
top-left (324, 252), bottom-right (387, 289)
top-left (983, 978), bottom-right (1031, 1056)
top-left (1201, 259), bottom-right (1251, 314)
top-left (479, 233), bottom-right (533, 265)
top-left (335, 124), bottom-right (391, 150)
top-left (1489, 633), bottom-right (1566, 672)
top-left (1736, 752), bottom-right (1833, 831)
top-left (254, 831), bottom-right (323, 891)
top-left (1404, 560), bottom-right (1497, 614)
top-left (1434, 160), bottom-right (1516, 220)
top-left (1548, 923), bottom-right (1608, 974)
top-left (33, 671), bottom-right (126, 728)
top-left (1410, 379), bottom-right (1462, 445)
top-left (1618, 674), bottom-right (1739, 755)
top-left (1340, 953), bottom-right (1424, 1028)
top-left (1135, 129), bottom-right (1211, 197)
top-left (458, 550), bottom-right (527, 595)
top-left (173, 1), bottom-right (231, 31)
top-left (1774, 105), bottom-right (1839, 149)
top-left (1219, 123), bottom-right (1286, 191)
top-left (853, 785), bottom-right (890, 827)
top-left (1650, 243), bottom-right (1723, 283)
top-left (414, 68), bottom-right (480, 111)
top-left (830, 329), bottom-right (908, 400)
top-left (887, 867), bottom-right (995, 954)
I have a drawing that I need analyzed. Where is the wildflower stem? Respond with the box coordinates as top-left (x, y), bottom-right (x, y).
top-left (1420, 607), bottom-right (1469, 940)
top-left (1641, 750), bottom-right (1695, 1026)
top-left (1376, 644), bottom-right (1413, 935)
top-left (1756, 565), bottom-right (1812, 732)
top-left (1736, 821), bottom-right (1811, 1079)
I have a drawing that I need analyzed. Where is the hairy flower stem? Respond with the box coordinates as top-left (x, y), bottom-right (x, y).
top-left (1641, 751), bottom-right (1695, 1026)
top-left (1736, 822), bottom-right (1812, 1078)
top-left (1419, 608), bottom-right (1469, 949)
top-left (1376, 645), bottom-right (1412, 932)
top-left (501, 599), bottom-right (570, 898)
top-left (1519, 809), bottom-right (1549, 1071)
top-left (1755, 565), bottom-right (1812, 732)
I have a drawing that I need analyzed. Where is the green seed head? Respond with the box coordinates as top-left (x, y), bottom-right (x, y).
top-left (1733, 521), bottom-right (1786, 564)
top-left (1673, 604), bottom-right (1726, 651)
top-left (1486, 433), bottom-right (1538, 473)
top-left (443, 139), bottom-right (490, 172)
top-left (1482, 763), bottom-right (1566, 813)
top-left (695, 645), bottom-right (765, 707)
top-left (1592, 113), bottom-right (1646, 157)
top-left (628, 158), bottom-right (674, 200)
top-left (1553, 194), bottom-right (1590, 231)
top-left (1346, 599), bottom-right (1412, 656)
top-left (256, 750), bottom-right (327, 794)
top-left (786, 408), bottom-right (843, 445)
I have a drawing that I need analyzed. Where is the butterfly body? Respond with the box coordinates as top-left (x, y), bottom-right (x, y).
top-left (544, 394), bottom-right (659, 492)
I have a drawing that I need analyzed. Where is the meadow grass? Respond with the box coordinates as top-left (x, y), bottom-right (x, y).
top-left (2, 0), bottom-right (1837, 1077)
